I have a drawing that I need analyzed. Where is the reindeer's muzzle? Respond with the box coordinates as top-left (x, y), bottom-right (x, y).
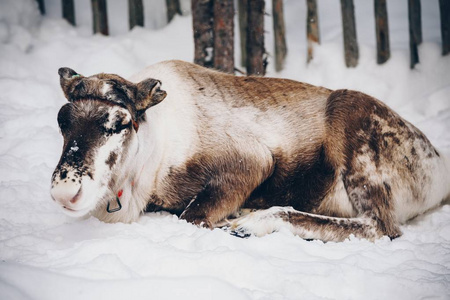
top-left (50, 168), bottom-right (92, 217)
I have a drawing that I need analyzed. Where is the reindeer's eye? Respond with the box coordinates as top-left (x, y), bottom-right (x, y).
top-left (103, 122), bottom-right (131, 136)
top-left (102, 111), bottom-right (132, 136)
top-left (57, 104), bottom-right (72, 132)
top-left (112, 119), bottom-right (131, 133)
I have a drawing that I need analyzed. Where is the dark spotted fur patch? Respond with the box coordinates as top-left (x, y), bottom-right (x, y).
top-left (106, 152), bottom-right (118, 169)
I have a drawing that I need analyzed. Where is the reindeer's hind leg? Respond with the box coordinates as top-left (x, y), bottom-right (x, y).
top-left (227, 157), bottom-right (402, 242)
top-left (341, 167), bottom-right (402, 240)
top-left (227, 161), bottom-right (402, 242)
top-left (226, 206), bottom-right (387, 241)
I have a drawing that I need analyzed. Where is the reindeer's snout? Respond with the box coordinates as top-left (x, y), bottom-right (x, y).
top-left (51, 181), bottom-right (81, 206)
top-left (51, 168), bottom-right (92, 217)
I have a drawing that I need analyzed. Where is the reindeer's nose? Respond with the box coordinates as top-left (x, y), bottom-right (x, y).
top-left (51, 180), bottom-right (82, 208)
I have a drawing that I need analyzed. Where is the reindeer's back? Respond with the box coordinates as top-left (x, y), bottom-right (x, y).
top-left (131, 60), bottom-right (332, 156)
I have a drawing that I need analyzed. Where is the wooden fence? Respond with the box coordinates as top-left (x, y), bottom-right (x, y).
top-left (35, 0), bottom-right (450, 72)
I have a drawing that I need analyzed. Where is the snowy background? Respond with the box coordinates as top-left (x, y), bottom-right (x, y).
top-left (1, 0), bottom-right (450, 299)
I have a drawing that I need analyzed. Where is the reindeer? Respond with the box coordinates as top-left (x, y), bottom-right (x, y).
top-left (50, 60), bottom-right (450, 242)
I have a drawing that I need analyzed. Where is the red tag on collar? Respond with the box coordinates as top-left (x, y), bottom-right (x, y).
top-left (117, 189), bottom-right (123, 198)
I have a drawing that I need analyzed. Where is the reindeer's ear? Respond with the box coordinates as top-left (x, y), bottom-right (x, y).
top-left (58, 67), bottom-right (83, 101)
top-left (58, 67), bottom-right (80, 79)
top-left (135, 79), bottom-right (167, 112)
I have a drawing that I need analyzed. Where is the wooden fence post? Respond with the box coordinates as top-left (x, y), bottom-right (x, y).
top-left (129, 0), bottom-right (144, 29)
top-left (36, 0), bottom-right (45, 15)
top-left (213, 0), bottom-right (235, 73)
top-left (374, 0), bottom-right (390, 64)
top-left (238, 0), bottom-right (248, 68)
top-left (272, 0), bottom-right (287, 71)
top-left (91, 0), bottom-right (109, 35)
top-left (306, 0), bottom-right (320, 63)
top-left (247, 0), bottom-right (266, 76)
top-left (408, 0), bottom-right (422, 68)
top-left (409, 0), bottom-right (422, 44)
top-left (192, 0), bottom-right (214, 68)
top-left (340, 0), bottom-right (358, 68)
top-left (62, 0), bottom-right (76, 26)
top-left (439, 0), bottom-right (450, 55)
top-left (167, 0), bottom-right (182, 23)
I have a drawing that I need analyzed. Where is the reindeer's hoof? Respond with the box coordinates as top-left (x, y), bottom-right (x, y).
top-left (222, 225), bottom-right (253, 238)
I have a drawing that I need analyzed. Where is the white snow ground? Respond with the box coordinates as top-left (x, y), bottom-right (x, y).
top-left (1, 0), bottom-right (450, 299)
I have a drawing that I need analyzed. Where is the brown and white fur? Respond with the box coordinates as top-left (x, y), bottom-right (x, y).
top-left (51, 60), bottom-right (450, 242)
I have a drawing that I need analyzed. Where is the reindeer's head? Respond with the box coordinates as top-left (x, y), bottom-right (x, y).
top-left (51, 68), bottom-right (166, 217)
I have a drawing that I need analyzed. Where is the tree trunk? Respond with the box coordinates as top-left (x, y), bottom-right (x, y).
top-left (192, 0), bottom-right (214, 68)
top-left (408, 0), bottom-right (422, 68)
top-left (167, 0), bottom-right (182, 23)
top-left (340, 0), bottom-right (358, 68)
top-left (62, 0), bottom-right (76, 26)
top-left (36, 0), bottom-right (45, 15)
top-left (439, 0), bottom-right (450, 56)
top-left (374, 0), bottom-right (390, 64)
top-left (238, 0), bottom-right (248, 68)
top-left (129, 0), bottom-right (144, 29)
top-left (91, 0), bottom-right (109, 35)
top-left (247, 0), bottom-right (265, 76)
top-left (272, 0), bottom-right (287, 71)
top-left (306, 0), bottom-right (320, 63)
top-left (213, 0), bottom-right (234, 73)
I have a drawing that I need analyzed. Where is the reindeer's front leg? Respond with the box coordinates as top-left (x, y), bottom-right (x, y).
top-left (179, 153), bottom-right (273, 228)
top-left (180, 173), bottom-right (260, 228)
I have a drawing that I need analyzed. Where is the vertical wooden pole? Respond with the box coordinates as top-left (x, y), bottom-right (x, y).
top-left (340, 0), bottom-right (358, 68)
top-left (408, 0), bottom-right (422, 68)
top-left (91, 0), bottom-right (109, 35)
top-left (409, 0), bottom-right (422, 44)
top-left (192, 0), bottom-right (214, 68)
top-left (36, 0), bottom-right (46, 15)
top-left (272, 0), bottom-right (287, 71)
top-left (213, 0), bottom-right (234, 73)
top-left (247, 0), bottom-right (265, 76)
top-left (238, 0), bottom-right (248, 68)
top-left (306, 0), bottom-right (320, 63)
top-left (374, 0), bottom-right (390, 64)
top-left (439, 0), bottom-right (450, 55)
top-left (129, 0), bottom-right (144, 29)
top-left (62, 0), bottom-right (76, 26)
top-left (167, 0), bottom-right (182, 23)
